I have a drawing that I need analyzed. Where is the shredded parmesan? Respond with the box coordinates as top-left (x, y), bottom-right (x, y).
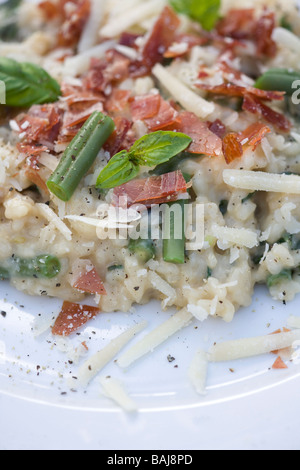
top-left (211, 224), bottom-right (259, 249)
top-left (287, 315), bottom-right (300, 330)
top-left (208, 330), bottom-right (300, 362)
top-left (188, 349), bottom-right (208, 396)
top-left (223, 170), bottom-right (300, 194)
top-left (63, 40), bottom-right (116, 77)
top-left (37, 203), bottom-right (72, 241)
top-left (100, 0), bottom-right (164, 38)
top-left (74, 321), bottom-right (147, 387)
top-left (100, 376), bottom-right (138, 413)
top-left (78, 0), bottom-right (106, 53)
top-left (152, 63), bottom-right (215, 119)
top-left (272, 27), bottom-right (300, 53)
top-left (117, 309), bottom-right (193, 368)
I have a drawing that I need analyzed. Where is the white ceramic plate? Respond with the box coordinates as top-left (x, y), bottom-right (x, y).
top-left (1, 279), bottom-right (300, 450)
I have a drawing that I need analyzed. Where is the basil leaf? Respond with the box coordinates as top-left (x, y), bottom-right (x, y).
top-left (170, 0), bottom-right (221, 31)
top-left (96, 131), bottom-right (192, 189)
top-left (128, 131), bottom-right (192, 167)
top-left (0, 57), bottom-right (61, 107)
top-left (96, 151), bottom-right (140, 189)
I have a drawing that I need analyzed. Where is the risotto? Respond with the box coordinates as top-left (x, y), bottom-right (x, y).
top-left (1, 0), bottom-right (300, 344)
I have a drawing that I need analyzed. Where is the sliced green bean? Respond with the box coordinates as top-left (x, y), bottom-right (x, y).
top-left (128, 238), bottom-right (156, 264)
top-left (163, 200), bottom-right (186, 264)
top-left (47, 111), bottom-right (115, 202)
top-left (0, 255), bottom-right (61, 280)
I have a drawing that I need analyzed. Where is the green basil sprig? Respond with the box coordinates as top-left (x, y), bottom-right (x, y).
top-left (96, 131), bottom-right (192, 190)
top-left (0, 57), bottom-right (61, 107)
top-left (169, 0), bottom-right (221, 31)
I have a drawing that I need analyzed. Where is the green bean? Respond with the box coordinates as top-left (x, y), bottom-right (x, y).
top-left (255, 68), bottom-right (300, 96)
top-left (128, 238), bottom-right (156, 264)
top-left (0, 255), bottom-right (61, 280)
top-left (163, 200), bottom-right (186, 264)
top-left (47, 111), bottom-right (115, 202)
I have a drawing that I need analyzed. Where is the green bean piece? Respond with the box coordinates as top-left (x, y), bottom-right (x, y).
top-left (255, 68), bottom-right (300, 96)
top-left (0, 255), bottom-right (61, 280)
top-left (47, 111), bottom-right (115, 202)
top-left (163, 200), bottom-right (186, 265)
top-left (128, 238), bottom-right (156, 264)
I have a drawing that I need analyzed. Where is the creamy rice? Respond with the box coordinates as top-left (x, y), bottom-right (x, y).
top-left (1, 0), bottom-right (300, 332)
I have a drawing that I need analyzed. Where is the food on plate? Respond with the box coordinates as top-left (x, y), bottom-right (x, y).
top-left (1, 0), bottom-right (300, 401)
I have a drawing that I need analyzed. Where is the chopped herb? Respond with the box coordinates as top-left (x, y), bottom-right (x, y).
top-left (219, 199), bottom-right (228, 216)
top-left (251, 242), bottom-right (267, 265)
top-left (107, 264), bottom-right (124, 271)
top-left (207, 267), bottom-right (213, 278)
top-left (242, 192), bottom-right (255, 204)
top-left (267, 269), bottom-right (293, 288)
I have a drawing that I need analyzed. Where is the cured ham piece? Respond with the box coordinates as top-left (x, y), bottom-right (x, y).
top-left (16, 104), bottom-right (62, 149)
top-left (144, 99), bottom-right (178, 132)
top-left (104, 116), bottom-right (133, 156)
top-left (113, 170), bottom-right (190, 208)
top-left (198, 82), bottom-right (285, 102)
top-left (216, 8), bottom-right (277, 58)
top-left (164, 33), bottom-right (208, 59)
top-left (216, 8), bottom-right (256, 40)
top-left (129, 6), bottom-right (181, 77)
top-left (130, 94), bottom-right (178, 131)
top-left (105, 89), bottom-right (131, 113)
top-left (130, 94), bottom-right (161, 121)
top-left (238, 122), bottom-right (271, 150)
top-left (40, 0), bottom-right (91, 47)
top-left (169, 111), bottom-right (223, 157)
top-left (222, 123), bottom-right (271, 163)
top-left (52, 301), bottom-right (100, 336)
top-left (84, 50), bottom-right (130, 94)
top-left (62, 101), bottom-right (104, 129)
top-left (242, 94), bottom-right (291, 132)
top-left (255, 10), bottom-right (277, 58)
top-left (222, 133), bottom-right (243, 164)
top-left (73, 267), bottom-right (106, 295)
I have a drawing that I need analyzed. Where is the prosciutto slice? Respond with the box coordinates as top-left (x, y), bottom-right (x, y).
top-left (113, 170), bottom-right (190, 208)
